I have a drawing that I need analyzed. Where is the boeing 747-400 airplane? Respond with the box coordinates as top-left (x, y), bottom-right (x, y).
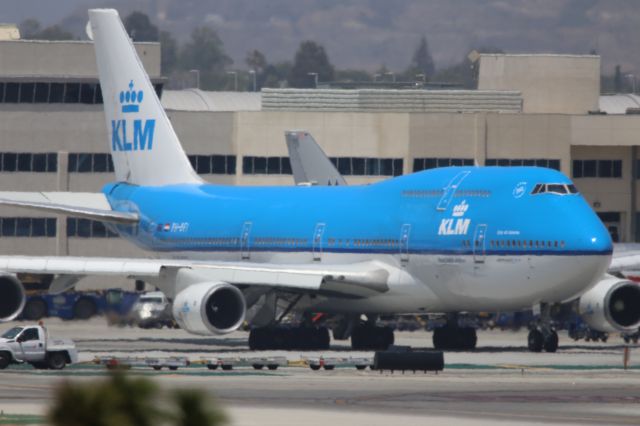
top-left (0, 9), bottom-right (637, 353)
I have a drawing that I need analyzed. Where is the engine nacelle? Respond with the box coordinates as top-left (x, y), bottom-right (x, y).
top-left (0, 274), bottom-right (26, 322)
top-left (172, 282), bottom-right (246, 335)
top-left (579, 276), bottom-right (640, 332)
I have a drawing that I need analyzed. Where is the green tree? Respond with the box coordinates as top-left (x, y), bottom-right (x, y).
top-left (20, 19), bottom-right (74, 41)
top-left (407, 36), bottom-right (435, 79)
top-left (48, 370), bottom-right (227, 426)
top-left (19, 19), bottom-right (41, 38)
top-left (289, 41), bottom-right (334, 88)
top-left (246, 49), bottom-right (268, 90)
top-left (160, 31), bottom-right (179, 74)
top-left (262, 61), bottom-right (292, 88)
top-left (124, 11), bottom-right (159, 42)
top-left (180, 26), bottom-right (232, 90)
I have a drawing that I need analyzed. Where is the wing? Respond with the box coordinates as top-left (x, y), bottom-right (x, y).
top-left (0, 192), bottom-right (138, 224)
top-left (0, 256), bottom-right (392, 298)
top-left (609, 243), bottom-right (640, 276)
top-left (285, 131), bottom-right (347, 186)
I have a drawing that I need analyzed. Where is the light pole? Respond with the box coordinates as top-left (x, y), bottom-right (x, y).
top-left (190, 69), bottom-right (200, 89)
top-left (626, 73), bottom-right (637, 93)
top-left (227, 71), bottom-right (238, 91)
top-left (249, 70), bottom-right (257, 92)
top-left (307, 72), bottom-right (318, 88)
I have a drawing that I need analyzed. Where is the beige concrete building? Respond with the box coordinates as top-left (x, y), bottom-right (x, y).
top-left (0, 41), bottom-right (638, 289)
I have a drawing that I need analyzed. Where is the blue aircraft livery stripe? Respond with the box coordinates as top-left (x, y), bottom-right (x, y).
top-left (103, 166), bottom-right (613, 258)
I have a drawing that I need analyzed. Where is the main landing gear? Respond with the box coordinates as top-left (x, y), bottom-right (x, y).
top-left (527, 303), bottom-right (559, 353)
top-left (432, 315), bottom-right (477, 350)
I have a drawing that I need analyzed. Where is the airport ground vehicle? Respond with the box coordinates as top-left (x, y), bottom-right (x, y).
top-left (127, 291), bottom-right (176, 328)
top-left (20, 287), bottom-right (139, 321)
top-left (0, 324), bottom-right (78, 369)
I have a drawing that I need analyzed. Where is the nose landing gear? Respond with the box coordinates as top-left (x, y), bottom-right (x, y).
top-left (528, 303), bottom-right (559, 352)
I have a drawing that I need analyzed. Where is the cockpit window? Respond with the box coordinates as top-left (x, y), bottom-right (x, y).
top-left (546, 184), bottom-right (567, 194)
top-left (531, 183), bottom-right (579, 196)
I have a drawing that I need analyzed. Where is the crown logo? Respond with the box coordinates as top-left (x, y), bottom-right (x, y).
top-left (119, 80), bottom-right (143, 113)
top-left (452, 200), bottom-right (469, 217)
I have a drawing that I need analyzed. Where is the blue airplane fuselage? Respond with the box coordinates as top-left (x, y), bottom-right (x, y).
top-left (103, 166), bottom-right (612, 313)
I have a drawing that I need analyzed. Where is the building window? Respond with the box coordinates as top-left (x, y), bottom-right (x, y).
top-left (573, 160), bottom-right (622, 178)
top-left (485, 158), bottom-right (561, 171)
top-left (413, 158), bottom-right (474, 172)
top-left (67, 218), bottom-right (118, 238)
top-left (0, 153), bottom-right (57, 173)
top-left (243, 156), bottom-right (292, 175)
top-left (188, 155), bottom-right (236, 175)
top-left (68, 153), bottom-right (114, 173)
top-left (0, 82), bottom-right (163, 104)
top-left (0, 217), bottom-right (56, 237)
top-left (328, 157), bottom-right (403, 176)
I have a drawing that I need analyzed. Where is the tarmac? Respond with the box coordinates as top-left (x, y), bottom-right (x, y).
top-left (0, 318), bottom-right (638, 425)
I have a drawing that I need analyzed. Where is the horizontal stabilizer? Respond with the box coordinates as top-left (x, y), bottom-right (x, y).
top-left (0, 192), bottom-right (138, 224)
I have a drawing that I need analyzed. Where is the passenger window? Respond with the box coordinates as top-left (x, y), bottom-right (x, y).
top-left (19, 328), bottom-right (39, 342)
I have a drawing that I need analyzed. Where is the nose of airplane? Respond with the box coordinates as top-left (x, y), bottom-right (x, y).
top-left (577, 210), bottom-right (613, 255)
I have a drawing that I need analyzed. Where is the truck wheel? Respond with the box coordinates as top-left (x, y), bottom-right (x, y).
top-left (0, 352), bottom-right (10, 369)
top-left (23, 298), bottom-right (47, 321)
top-left (47, 352), bottom-right (67, 370)
top-left (73, 298), bottom-right (97, 320)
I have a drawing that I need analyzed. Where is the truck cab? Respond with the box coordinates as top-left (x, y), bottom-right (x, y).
top-left (0, 325), bottom-right (78, 369)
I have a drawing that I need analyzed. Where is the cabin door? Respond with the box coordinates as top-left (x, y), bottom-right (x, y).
top-left (312, 223), bottom-right (326, 261)
top-left (240, 221), bottom-right (252, 260)
top-left (473, 224), bottom-right (487, 264)
top-left (400, 223), bottom-right (411, 265)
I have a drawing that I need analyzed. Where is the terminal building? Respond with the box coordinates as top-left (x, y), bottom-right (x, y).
top-left (0, 36), bottom-right (638, 289)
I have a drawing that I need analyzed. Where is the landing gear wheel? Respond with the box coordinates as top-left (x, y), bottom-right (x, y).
top-left (543, 330), bottom-right (559, 353)
top-left (527, 329), bottom-right (544, 352)
top-left (47, 352), bottom-right (66, 370)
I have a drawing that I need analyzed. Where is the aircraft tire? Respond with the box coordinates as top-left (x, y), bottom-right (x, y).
top-left (527, 329), bottom-right (544, 352)
top-left (543, 330), bottom-right (559, 353)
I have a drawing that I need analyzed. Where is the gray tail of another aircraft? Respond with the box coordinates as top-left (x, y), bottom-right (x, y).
top-left (285, 131), bottom-right (347, 186)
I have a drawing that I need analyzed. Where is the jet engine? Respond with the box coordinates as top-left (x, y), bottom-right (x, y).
top-left (172, 282), bottom-right (246, 335)
top-left (0, 274), bottom-right (26, 322)
top-left (578, 276), bottom-right (640, 332)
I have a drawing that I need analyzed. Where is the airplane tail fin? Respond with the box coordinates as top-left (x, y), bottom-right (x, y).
top-left (88, 9), bottom-right (201, 186)
top-left (285, 131), bottom-right (347, 186)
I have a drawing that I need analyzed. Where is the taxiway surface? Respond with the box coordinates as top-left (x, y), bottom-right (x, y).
top-left (0, 318), bottom-right (638, 425)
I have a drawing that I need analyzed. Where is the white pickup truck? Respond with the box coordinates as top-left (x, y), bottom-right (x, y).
top-left (0, 325), bottom-right (78, 370)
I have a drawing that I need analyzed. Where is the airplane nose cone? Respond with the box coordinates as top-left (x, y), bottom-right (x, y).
top-left (587, 231), bottom-right (613, 254)
top-left (577, 212), bottom-right (613, 255)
